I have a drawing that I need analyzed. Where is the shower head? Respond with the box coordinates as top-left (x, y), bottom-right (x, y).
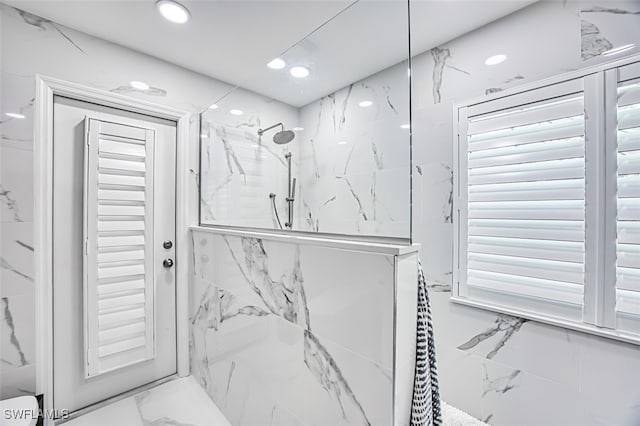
top-left (258, 122), bottom-right (296, 145)
top-left (273, 129), bottom-right (295, 145)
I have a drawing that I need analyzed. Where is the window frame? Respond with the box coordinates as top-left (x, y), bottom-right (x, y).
top-left (452, 54), bottom-right (640, 346)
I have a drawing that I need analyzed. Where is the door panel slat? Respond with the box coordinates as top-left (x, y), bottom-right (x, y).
top-left (84, 118), bottom-right (156, 378)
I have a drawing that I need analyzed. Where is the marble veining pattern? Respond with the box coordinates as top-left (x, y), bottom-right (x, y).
top-left (225, 236), bottom-right (371, 424)
top-left (581, 5), bottom-right (640, 14)
top-left (1, 298), bottom-right (28, 367)
top-left (190, 231), bottom-right (397, 425)
top-left (296, 58), bottom-right (410, 238)
top-left (580, 19), bottom-right (613, 60)
top-left (0, 257), bottom-right (32, 282)
top-left (110, 85), bottom-right (168, 97)
top-left (134, 391), bottom-right (198, 426)
top-left (430, 47), bottom-right (451, 104)
top-left (481, 365), bottom-right (521, 397)
top-left (14, 7), bottom-right (86, 53)
top-left (457, 315), bottom-right (528, 359)
top-left (303, 330), bottom-right (370, 424)
top-left (0, 184), bottom-right (23, 222)
top-left (66, 377), bottom-right (231, 426)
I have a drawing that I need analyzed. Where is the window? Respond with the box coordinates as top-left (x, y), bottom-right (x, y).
top-left (616, 66), bottom-right (640, 335)
top-left (453, 58), bottom-right (640, 343)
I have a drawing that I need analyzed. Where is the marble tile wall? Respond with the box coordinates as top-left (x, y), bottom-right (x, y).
top-left (189, 229), bottom-right (399, 426)
top-left (411, 1), bottom-right (640, 424)
top-left (0, 3), bottom-right (244, 399)
top-left (295, 62), bottom-right (411, 238)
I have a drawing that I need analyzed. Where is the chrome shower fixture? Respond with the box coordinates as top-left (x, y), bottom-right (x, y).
top-left (284, 152), bottom-right (296, 229)
top-left (257, 122), bottom-right (295, 144)
top-left (268, 151), bottom-right (296, 230)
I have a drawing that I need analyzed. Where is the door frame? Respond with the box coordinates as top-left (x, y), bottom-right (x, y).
top-left (34, 75), bottom-right (192, 420)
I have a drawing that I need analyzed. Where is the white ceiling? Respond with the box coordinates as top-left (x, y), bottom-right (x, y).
top-left (7, 0), bottom-right (536, 106)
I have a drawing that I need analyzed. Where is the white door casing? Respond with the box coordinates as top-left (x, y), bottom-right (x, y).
top-left (34, 76), bottom-right (192, 423)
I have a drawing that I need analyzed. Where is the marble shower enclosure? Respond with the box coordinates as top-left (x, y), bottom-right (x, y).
top-left (198, 59), bottom-right (412, 239)
top-left (199, 91), bottom-right (300, 230)
top-left (189, 229), bottom-right (418, 426)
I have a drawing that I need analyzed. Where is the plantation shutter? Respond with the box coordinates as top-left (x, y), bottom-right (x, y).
top-left (459, 80), bottom-right (586, 313)
top-left (616, 66), bottom-right (640, 333)
top-left (83, 118), bottom-right (156, 378)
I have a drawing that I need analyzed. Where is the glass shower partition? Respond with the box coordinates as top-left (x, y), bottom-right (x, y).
top-left (199, 0), bottom-right (412, 242)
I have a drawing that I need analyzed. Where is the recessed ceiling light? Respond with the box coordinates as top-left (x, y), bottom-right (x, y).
top-left (5, 112), bottom-right (25, 119)
top-left (603, 43), bottom-right (635, 56)
top-left (251, 144), bottom-right (260, 148)
top-left (267, 58), bottom-right (286, 70)
top-left (485, 54), bottom-right (507, 66)
top-left (359, 100), bottom-right (373, 108)
top-left (290, 66), bottom-right (310, 79)
top-left (130, 81), bottom-right (150, 90)
top-left (293, 127), bottom-right (304, 131)
top-left (208, 104), bottom-right (219, 110)
top-left (229, 109), bottom-right (244, 116)
top-left (338, 141), bottom-right (348, 145)
top-left (156, 0), bottom-right (190, 24)
top-left (400, 124), bottom-right (410, 129)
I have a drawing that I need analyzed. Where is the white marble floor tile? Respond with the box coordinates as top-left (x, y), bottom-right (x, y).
top-left (65, 376), bottom-right (231, 426)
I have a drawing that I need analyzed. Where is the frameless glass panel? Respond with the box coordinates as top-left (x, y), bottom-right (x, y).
top-left (199, 0), bottom-right (412, 240)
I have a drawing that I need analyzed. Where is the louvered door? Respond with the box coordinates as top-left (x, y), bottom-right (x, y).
top-left (54, 97), bottom-right (176, 413)
top-left (83, 118), bottom-right (156, 377)
top-left (616, 65), bottom-right (640, 333)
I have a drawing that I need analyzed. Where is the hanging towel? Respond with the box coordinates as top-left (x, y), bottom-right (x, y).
top-left (411, 261), bottom-right (442, 426)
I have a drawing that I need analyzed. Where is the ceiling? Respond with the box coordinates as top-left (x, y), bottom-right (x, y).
top-left (6, 0), bottom-right (536, 106)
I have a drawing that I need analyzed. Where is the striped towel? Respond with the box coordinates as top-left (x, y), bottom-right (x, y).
top-left (411, 261), bottom-right (442, 426)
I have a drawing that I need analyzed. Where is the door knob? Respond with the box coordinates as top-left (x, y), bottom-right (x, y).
top-left (163, 258), bottom-right (174, 268)
top-left (163, 241), bottom-right (173, 249)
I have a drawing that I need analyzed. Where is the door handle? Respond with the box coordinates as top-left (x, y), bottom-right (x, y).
top-left (163, 258), bottom-right (174, 268)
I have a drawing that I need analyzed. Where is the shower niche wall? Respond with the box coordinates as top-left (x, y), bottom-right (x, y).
top-left (199, 0), bottom-right (412, 240)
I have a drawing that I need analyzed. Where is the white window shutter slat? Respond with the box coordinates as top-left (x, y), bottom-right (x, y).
top-left (617, 76), bottom-right (640, 331)
top-left (83, 118), bottom-right (156, 378)
top-left (461, 81), bottom-right (586, 307)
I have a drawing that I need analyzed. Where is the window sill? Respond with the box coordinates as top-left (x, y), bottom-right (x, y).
top-left (450, 295), bottom-right (640, 346)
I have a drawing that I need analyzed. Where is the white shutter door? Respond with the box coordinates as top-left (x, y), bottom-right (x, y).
top-left (462, 82), bottom-right (586, 309)
top-left (616, 71), bottom-right (640, 332)
top-left (83, 118), bottom-right (156, 378)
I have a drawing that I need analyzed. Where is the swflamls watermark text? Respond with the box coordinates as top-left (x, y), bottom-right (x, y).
top-left (3, 408), bottom-right (70, 420)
